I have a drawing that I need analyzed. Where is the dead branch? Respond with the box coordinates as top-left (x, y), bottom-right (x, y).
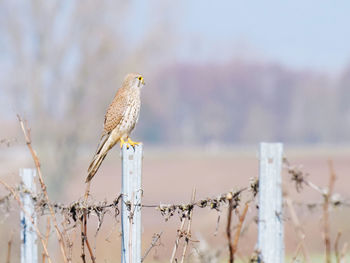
top-left (232, 202), bottom-right (249, 259)
top-left (43, 217), bottom-right (51, 263)
top-left (226, 192), bottom-right (234, 263)
top-left (17, 115), bottom-right (69, 263)
top-left (80, 218), bottom-right (86, 263)
top-left (335, 231), bottom-right (341, 263)
top-left (6, 231), bottom-right (14, 263)
top-left (340, 242), bottom-right (348, 263)
top-left (285, 196), bottom-right (310, 262)
top-left (214, 211), bottom-right (221, 236)
top-left (170, 212), bottom-right (186, 263)
top-left (141, 232), bottom-right (163, 262)
top-left (84, 212), bottom-right (96, 263)
top-left (323, 160), bottom-right (337, 263)
top-left (180, 188), bottom-right (196, 263)
top-left (170, 189), bottom-right (198, 263)
top-left (291, 241), bottom-right (304, 262)
top-left (84, 181), bottom-right (91, 203)
top-left (62, 219), bottom-right (75, 262)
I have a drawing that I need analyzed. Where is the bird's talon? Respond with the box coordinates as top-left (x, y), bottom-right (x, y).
top-left (120, 138), bottom-right (127, 148)
top-left (127, 138), bottom-right (140, 148)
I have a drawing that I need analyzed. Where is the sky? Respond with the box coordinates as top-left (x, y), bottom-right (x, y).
top-left (130, 0), bottom-right (350, 74)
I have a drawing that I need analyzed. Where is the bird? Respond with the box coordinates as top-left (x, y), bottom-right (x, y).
top-left (86, 73), bottom-right (145, 183)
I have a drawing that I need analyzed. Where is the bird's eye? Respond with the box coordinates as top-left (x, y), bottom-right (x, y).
top-left (138, 76), bottom-right (142, 81)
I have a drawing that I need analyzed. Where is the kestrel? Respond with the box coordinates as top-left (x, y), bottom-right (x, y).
top-left (86, 73), bottom-right (145, 182)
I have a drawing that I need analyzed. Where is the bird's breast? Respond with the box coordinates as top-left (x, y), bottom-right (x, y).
top-left (117, 97), bottom-right (140, 136)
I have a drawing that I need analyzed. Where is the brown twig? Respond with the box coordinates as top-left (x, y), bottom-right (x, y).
top-left (6, 231), bottom-right (14, 263)
top-left (180, 188), bottom-right (196, 263)
top-left (43, 217), bottom-right (51, 263)
top-left (170, 216), bottom-right (186, 262)
top-left (62, 219), bottom-right (74, 263)
top-left (80, 218), bottom-right (86, 263)
top-left (340, 242), bottom-right (348, 263)
top-left (285, 196), bottom-right (310, 262)
top-left (84, 212), bottom-right (96, 263)
top-left (17, 115), bottom-right (69, 263)
top-left (232, 202), bottom-right (249, 259)
top-left (291, 241), bottom-right (304, 262)
top-left (323, 160), bottom-right (337, 263)
top-left (226, 192), bottom-right (234, 263)
top-left (334, 231), bottom-right (341, 263)
top-left (214, 211), bottom-right (221, 236)
top-left (0, 179), bottom-right (52, 263)
top-left (141, 232), bottom-right (163, 262)
top-left (81, 179), bottom-right (96, 263)
top-left (84, 181), bottom-right (91, 202)
top-left (170, 190), bottom-right (198, 263)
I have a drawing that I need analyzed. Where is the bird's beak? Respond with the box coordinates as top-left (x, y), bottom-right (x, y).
top-left (142, 79), bottom-right (145, 85)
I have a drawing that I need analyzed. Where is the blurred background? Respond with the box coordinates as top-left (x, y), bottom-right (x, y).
top-left (1, 0), bottom-right (350, 262)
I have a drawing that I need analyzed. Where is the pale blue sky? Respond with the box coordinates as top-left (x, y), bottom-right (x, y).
top-left (129, 1), bottom-right (350, 73)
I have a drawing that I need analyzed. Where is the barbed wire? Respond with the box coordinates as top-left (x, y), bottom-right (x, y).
top-left (1, 159), bottom-right (350, 225)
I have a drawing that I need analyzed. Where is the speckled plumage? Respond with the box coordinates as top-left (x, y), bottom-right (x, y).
top-left (86, 73), bottom-right (144, 182)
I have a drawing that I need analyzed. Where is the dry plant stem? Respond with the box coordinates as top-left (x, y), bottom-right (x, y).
top-left (323, 160), bottom-right (337, 263)
top-left (291, 241), bottom-right (303, 262)
top-left (232, 202), bottom-right (249, 258)
top-left (80, 220), bottom-right (86, 263)
top-left (18, 115), bottom-right (69, 263)
top-left (226, 197), bottom-right (234, 263)
top-left (84, 213), bottom-right (96, 263)
top-left (43, 217), bottom-right (51, 263)
top-left (334, 231), bottom-right (341, 263)
top-left (304, 180), bottom-right (324, 195)
top-left (170, 215), bottom-right (186, 263)
top-left (285, 196), bottom-right (310, 262)
top-left (340, 242), bottom-right (348, 263)
top-left (180, 188), bottom-right (196, 263)
top-left (170, 189), bottom-right (194, 263)
top-left (84, 181), bottom-right (91, 202)
top-left (62, 220), bottom-right (75, 262)
top-left (6, 231), bottom-right (13, 263)
top-left (141, 232), bottom-right (163, 262)
top-left (0, 179), bottom-right (52, 263)
top-left (82, 181), bottom-right (95, 262)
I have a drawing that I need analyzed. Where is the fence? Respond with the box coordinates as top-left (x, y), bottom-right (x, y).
top-left (5, 142), bottom-right (284, 263)
top-left (1, 121), bottom-right (349, 263)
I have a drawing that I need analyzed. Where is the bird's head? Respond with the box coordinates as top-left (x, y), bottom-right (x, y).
top-left (124, 73), bottom-right (145, 89)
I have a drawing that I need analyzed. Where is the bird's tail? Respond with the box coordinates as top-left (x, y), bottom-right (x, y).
top-left (86, 133), bottom-right (114, 182)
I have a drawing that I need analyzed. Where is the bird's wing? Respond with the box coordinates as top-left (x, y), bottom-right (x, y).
top-left (103, 87), bottom-right (129, 133)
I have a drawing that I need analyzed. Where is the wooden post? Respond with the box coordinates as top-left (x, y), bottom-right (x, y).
top-left (258, 143), bottom-right (284, 263)
top-left (20, 168), bottom-right (38, 263)
top-left (121, 144), bottom-right (143, 263)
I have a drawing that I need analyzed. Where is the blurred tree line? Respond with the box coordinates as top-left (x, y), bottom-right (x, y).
top-left (148, 61), bottom-right (350, 145)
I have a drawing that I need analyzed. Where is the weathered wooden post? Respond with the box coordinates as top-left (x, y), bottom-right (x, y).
top-left (258, 143), bottom-right (284, 263)
top-left (20, 168), bottom-right (38, 263)
top-left (121, 144), bottom-right (143, 263)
